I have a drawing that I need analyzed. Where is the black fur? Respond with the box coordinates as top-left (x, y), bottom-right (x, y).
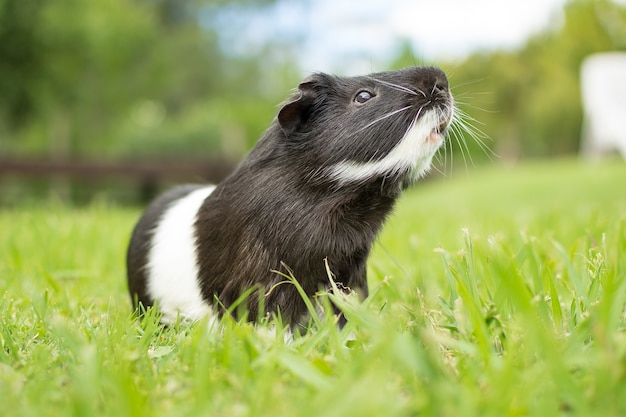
top-left (127, 66), bottom-right (452, 326)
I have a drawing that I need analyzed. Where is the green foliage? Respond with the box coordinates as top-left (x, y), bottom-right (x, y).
top-left (0, 0), bottom-right (293, 159)
top-left (0, 0), bottom-right (44, 127)
top-left (1, 160), bottom-right (625, 416)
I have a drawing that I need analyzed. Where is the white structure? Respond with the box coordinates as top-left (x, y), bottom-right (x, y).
top-left (580, 52), bottom-right (626, 158)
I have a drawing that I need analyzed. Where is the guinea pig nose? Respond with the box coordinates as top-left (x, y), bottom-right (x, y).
top-left (414, 67), bottom-right (449, 97)
top-left (433, 76), bottom-right (448, 94)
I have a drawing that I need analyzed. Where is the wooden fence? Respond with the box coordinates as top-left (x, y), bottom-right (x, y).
top-left (0, 158), bottom-right (235, 203)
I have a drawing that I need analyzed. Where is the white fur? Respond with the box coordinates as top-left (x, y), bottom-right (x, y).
top-left (328, 110), bottom-right (445, 184)
top-left (147, 186), bottom-right (216, 323)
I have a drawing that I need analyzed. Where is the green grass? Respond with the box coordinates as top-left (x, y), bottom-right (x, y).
top-left (1, 159), bottom-right (625, 417)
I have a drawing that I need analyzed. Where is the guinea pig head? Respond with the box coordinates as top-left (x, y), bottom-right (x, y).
top-left (277, 67), bottom-right (454, 186)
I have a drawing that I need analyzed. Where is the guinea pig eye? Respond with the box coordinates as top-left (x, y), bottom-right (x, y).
top-left (354, 90), bottom-right (375, 104)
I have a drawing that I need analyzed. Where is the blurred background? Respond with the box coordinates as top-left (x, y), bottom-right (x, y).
top-left (0, 0), bottom-right (625, 205)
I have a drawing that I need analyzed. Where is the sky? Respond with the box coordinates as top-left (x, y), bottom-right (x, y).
top-left (292, 0), bottom-right (568, 73)
top-left (213, 0), bottom-right (572, 75)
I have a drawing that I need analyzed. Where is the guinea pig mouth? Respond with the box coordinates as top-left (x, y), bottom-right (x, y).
top-left (428, 128), bottom-right (442, 143)
top-left (437, 120), bottom-right (450, 134)
top-left (428, 120), bottom-right (451, 143)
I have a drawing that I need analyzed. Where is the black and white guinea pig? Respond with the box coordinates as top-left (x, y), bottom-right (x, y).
top-left (126, 66), bottom-right (454, 327)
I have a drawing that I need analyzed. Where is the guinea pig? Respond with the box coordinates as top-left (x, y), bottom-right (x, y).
top-left (126, 66), bottom-right (454, 327)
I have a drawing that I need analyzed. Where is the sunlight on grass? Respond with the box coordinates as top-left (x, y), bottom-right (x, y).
top-left (1, 159), bottom-right (625, 416)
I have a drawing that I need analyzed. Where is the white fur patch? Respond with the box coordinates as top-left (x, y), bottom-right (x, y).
top-left (147, 186), bottom-right (216, 324)
top-left (329, 110), bottom-right (445, 184)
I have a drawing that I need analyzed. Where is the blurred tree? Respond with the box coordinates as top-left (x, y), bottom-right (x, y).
top-left (0, 0), bottom-right (44, 128)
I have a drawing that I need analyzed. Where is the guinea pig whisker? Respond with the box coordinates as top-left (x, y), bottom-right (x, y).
top-left (354, 105), bottom-right (413, 134)
top-left (436, 106), bottom-right (453, 175)
top-left (453, 99), bottom-right (496, 115)
top-left (402, 104), bottom-right (423, 146)
top-left (457, 114), bottom-right (477, 167)
top-left (443, 118), bottom-right (454, 173)
top-left (409, 105), bottom-right (425, 131)
top-left (458, 127), bottom-right (474, 169)
top-left (447, 107), bottom-right (488, 171)
top-left (430, 156), bottom-right (446, 177)
top-left (367, 77), bottom-right (422, 97)
top-left (450, 77), bottom-right (488, 90)
top-left (452, 107), bottom-right (497, 159)
top-left (431, 82), bottom-right (439, 96)
top-left (435, 127), bottom-right (447, 174)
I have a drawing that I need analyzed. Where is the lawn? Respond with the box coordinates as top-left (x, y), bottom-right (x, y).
top-left (1, 159), bottom-right (625, 417)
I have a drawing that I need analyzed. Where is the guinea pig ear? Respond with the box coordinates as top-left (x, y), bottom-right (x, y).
top-left (278, 75), bottom-right (323, 136)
